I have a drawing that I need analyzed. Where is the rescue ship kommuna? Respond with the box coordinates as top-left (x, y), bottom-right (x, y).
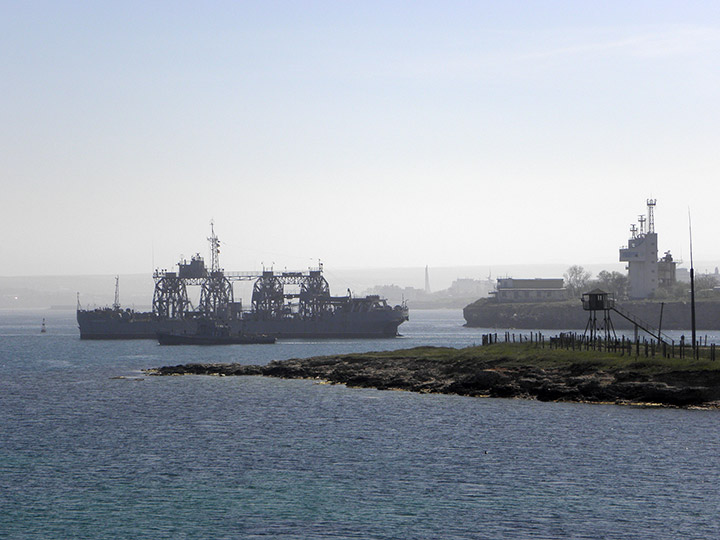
top-left (76, 226), bottom-right (409, 340)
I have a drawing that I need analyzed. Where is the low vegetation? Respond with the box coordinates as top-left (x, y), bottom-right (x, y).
top-left (320, 343), bottom-right (720, 373)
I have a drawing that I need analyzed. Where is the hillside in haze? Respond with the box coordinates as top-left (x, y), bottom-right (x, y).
top-left (0, 261), bottom-right (685, 310)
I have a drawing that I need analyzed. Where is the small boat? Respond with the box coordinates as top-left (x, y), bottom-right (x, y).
top-left (156, 319), bottom-right (275, 345)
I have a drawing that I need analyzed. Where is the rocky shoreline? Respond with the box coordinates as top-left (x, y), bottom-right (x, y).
top-left (146, 345), bottom-right (720, 409)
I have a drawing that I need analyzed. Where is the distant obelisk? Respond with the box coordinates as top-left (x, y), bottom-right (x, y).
top-left (425, 265), bottom-right (431, 294)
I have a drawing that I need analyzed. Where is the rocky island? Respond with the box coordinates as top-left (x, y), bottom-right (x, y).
top-left (463, 298), bottom-right (720, 330)
top-left (146, 343), bottom-right (720, 408)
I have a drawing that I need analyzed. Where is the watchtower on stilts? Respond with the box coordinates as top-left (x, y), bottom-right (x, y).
top-left (582, 289), bottom-right (617, 342)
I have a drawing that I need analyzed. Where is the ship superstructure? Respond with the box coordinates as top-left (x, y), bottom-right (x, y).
top-left (77, 226), bottom-right (408, 339)
top-left (619, 199), bottom-right (677, 299)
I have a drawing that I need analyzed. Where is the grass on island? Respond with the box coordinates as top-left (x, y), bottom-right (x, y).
top-left (329, 343), bottom-right (720, 374)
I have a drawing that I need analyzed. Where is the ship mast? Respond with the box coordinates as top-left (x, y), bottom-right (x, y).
top-left (113, 276), bottom-right (121, 310)
top-left (647, 198), bottom-right (656, 233)
top-left (199, 221), bottom-right (233, 317)
top-left (208, 221), bottom-right (221, 273)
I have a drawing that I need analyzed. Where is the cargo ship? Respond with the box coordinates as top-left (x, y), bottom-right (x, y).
top-left (77, 227), bottom-right (409, 340)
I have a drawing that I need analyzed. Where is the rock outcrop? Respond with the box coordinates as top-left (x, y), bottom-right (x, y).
top-left (146, 346), bottom-right (720, 408)
top-left (463, 298), bottom-right (720, 330)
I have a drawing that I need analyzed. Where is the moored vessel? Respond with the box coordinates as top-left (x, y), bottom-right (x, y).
top-left (77, 226), bottom-right (408, 340)
top-left (157, 319), bottom-right (275, 345)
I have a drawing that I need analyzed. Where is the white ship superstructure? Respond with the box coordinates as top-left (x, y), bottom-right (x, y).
top-left (619, 199), bottom-right (674, 299)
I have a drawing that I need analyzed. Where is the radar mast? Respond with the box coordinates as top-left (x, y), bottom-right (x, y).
top-left (638, 215), bottom-right (646, 236)
top-left (647, 198), bottom-right (656, 234)
top-left (208, 221), bottom-right (221, 273)
top-left (113, 276), bottom-right (121, 310)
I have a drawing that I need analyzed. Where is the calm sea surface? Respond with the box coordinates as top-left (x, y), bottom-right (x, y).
top-left (1, 309), bottom-right (719, 539)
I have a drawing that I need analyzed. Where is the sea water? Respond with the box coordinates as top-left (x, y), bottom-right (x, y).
top-left (1, 309), bottom-right (719, 539)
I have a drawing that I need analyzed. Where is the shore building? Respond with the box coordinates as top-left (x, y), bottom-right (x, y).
top-left (491, 278), bottom-right (567, 303)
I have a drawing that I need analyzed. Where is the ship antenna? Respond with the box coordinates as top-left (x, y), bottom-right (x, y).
top-left (647, 199), bottom-right (656, 233)
top-left (113, 276), bottom-right (120, 310)
top-left (208, 221), bottom-right (220, 273)
top-left (638, 214), bottom-right (646, 235)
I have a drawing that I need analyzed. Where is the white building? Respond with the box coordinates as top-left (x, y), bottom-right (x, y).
top-left (492, 278), bottom-right (567, 303)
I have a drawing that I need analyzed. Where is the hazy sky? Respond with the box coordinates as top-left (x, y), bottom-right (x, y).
top-left (3, 1), bottom-right (720, 276)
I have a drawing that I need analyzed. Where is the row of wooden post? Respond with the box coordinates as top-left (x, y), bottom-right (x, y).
top-left (480, 331), bottom-right (717, 361)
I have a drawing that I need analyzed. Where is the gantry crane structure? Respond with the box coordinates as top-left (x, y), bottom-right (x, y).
top-left (151, 226), bottom-right (340, 322)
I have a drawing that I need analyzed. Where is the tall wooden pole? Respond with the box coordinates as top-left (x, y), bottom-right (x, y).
top-left (689, 210), bottom-right (697, 358)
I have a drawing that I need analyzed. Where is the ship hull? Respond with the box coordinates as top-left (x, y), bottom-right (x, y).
top-left (238, 311), bottom-right (406, 339)
top-left (76, 310), bottom-right (196, 340)
top-left (157, 332), bottom-right (276, 345)
top-left (77, 309), bottom-right (408, 340)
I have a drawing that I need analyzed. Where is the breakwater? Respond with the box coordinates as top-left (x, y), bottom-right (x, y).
top-left (147, 344), bottom-right (720, 408)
